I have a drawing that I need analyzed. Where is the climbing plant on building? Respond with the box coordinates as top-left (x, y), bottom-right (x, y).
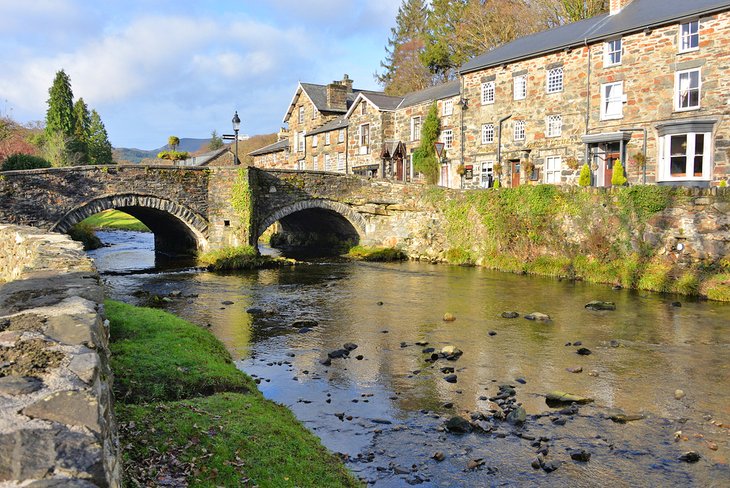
top-left (412, 103), bottom-right (441, 184)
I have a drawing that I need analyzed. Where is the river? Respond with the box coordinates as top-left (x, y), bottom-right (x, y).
top-left (89, 230), bottom-right (730, 487)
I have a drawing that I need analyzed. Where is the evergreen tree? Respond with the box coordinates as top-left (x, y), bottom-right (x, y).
top-left (208, 130), bottom-right (224, 151)
top-left (578, 163), bottom-right (592, 187)
top-left (421, 0), bottom-right (467, 82)
top-left (611, 159), bottom-right (627, 186)
top-left (71, 98), bottom-right (91, 164)
top-left (376, 0), bottom-right (431, 95)
top-left (88, 110), bottom-right (113, 165)
top-left (412, 103), bottom-right (441, 184)
top-left (45, 70), bottom-right (75, 137)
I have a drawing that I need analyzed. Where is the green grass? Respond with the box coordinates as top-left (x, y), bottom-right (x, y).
top-left (106, 300), bottom-right (361, 487)
top-left (80, 209), bottom-right (150, 232)
top-left (197, 245), bottom-right (282, 271)
top-left (347, 245), bottom-right (407, 262)
top-left (702, 273), bottom-right (730, 302)
top-left (107, 300), bottom-right (254, 403)
top-left (67, 222), bottom-right (103, 251)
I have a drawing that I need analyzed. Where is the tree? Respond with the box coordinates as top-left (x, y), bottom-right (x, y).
top-left (168, 136), bottom-right (180, 151)
top-left (376, 0), bottom-right (431, 95)
top-left (611, 159), bottom-right (627, 186)
top-left (71, 98), bottom-right (91, 164)
top-left (88, 110), bottom-right (113, 165)
top-left (208, 130), bottom-right (224, 151)
top-left (578, 163), bottom-right (592, 186)
top-left (421, 0), bottom-right (467, 82)
top-left (45, 70), bottom-right (75, 138)
top-left (412, 103), bottom-right (441, 184)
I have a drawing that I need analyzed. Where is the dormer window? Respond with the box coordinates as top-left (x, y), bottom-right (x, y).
top-left (679, 20), bottom-right (699, 52)
top-left (605, 38), bottom-right (622, 66)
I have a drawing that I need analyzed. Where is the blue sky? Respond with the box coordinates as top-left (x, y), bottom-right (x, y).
top-left (0, 0), bottom-right (399, 149)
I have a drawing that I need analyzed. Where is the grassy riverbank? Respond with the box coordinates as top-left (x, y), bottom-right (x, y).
top-left (347, 245), bottom-right (407, 262)
top-left (81, 209), bottom-right (151, 232)
top-left (106, 300), bottom-right (360, 487)
top-left (424, 185), bottom-right (730, 301)
top-left (196, 245), bottom-right (296, 271)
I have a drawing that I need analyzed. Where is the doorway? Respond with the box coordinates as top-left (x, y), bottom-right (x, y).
top-left (510, 159), bottom-right (521, 187)
top-left (591, 142), bottom-right (621, 187)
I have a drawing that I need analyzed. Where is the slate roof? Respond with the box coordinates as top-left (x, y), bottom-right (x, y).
top-left (363, 93), bottom-right (404, 111)
top-left (399, 80), bottom-right (461, 108)
top-left (460, 0), bottom-right (730, 74)
top-left (249, 138), bottom-right (289, 156)
top-left (306, 116), bottom-right (349, 137)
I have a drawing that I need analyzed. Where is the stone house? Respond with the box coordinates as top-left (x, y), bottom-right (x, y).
top-left (304, 116), bottom-right (348, 172)
top-left (459, 0), bottom-right (730, 188)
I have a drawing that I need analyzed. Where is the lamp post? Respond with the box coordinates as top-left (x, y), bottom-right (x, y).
top-left (232, 111), bottom-right (241, 165)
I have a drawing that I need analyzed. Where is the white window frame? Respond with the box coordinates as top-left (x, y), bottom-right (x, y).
top-left (337, 152), bottom-right (345, 172)
top-left (298, 106), bottom-right (304, 124)
top-left (411, 116), bottom-right (422, 141)
top-left (338, 129), bottom-right (345, 143)
top-left (658, 132), bottom-right (711, 182)
top-left (312, 108), bottom-right (319, 120)
top-left (312, 154), bottom-right (319, 170)
top-left (544, 156), bottom-right (562, 184)
top-left (601, 81), bottom-right (624, 120)
top-left (359, 124), bottom-right (370, 154)
top-left (360, 102), bottom-right (368, 115)
top-left (513, 75), bottom-right (526, 100)
top-left (546, 67), bottom-right (563, 93)
top-left (443, 99), bottom-right (453, 116)
top-left (297, 131), bottom-right (305, 153)
top-left (442, 129), bottom-right (454, 150)
top-left (324, 153), bottom-right (332, 171)
top-left (604, 38), bottom-right (622, 66)
top-left (514, 120), bottom-right (525, 141)
top-left (481, 124), bottom-right (495, 144)
top-left (546, 115), bottom-right (562, 138)
top-left (679, 20), bottom-right (699, 53)
top-left (675, 68), bottom-right (701, 111)
top-left (481, 81), bottom-right (495, 105)
top-left (312, 134), bottom-right (318, 147)
top-left (325, 132), bottom-right (331, 145)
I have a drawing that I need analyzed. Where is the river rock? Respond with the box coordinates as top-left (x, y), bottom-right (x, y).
top-left (433, 451), bottom-right (445, 462)
top-left (422, 347), bottom-right (435, 353)
top-left (320, 358), bottom-right (332, 366)
top-left (298, 327), bottom-right (312, 333)
top-left (343, 342), bottom-right (358, 351)
top-left (501, 311), bottom-right (520, 319)
top-left (445, 416), bottom-right (472, 433)
top-left (524, 312), bottom-right (551, 322)
top-left (444, 374), bottom-right (458, 383)
top-left (570, 449), bottom-right (591, 462)
top-left (674, 389), bottom-right (686, 400)
top-left (507, 406), bottom-right (527, 426)
top-left (566, 367), bottom-right (583, 373)
top-left (545, 391), bottom-right (594, 406)
top-left (576, 347), bottom-right (592, 355)
top-left (467, 458), bottom-right (485, 470)
top-left (440, 366), bottom-right (455, 374)
top-left (221, 300), bottom-right (234, 305)
top-left (292, 319), bottom-right (318, 328)
top-left (328, 349), bottom-right (350, 359)
top-left (488, 330), bottom-right (497, 336)
top-left (443, 313), bottom-right (456, 322)
top-left (441, 345), bottom-right (463, 360)
top-left (679, 451), bottom-right (701, 463)
top-left (542, 460), bottom-right (562, 473)
top-left (585, 301), bottom-right (616, 311)
top-left (606, 408), bottom-right (645, 423)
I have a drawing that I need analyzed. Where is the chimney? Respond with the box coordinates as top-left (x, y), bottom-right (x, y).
top-left (340, 74), bottom-right (353, 93)
top-left (610, 0), bottom-right (633, 15)
top-left (326, 82), bottom-right (348, 111)
top-left (278, 127), bottom-right (289, 142)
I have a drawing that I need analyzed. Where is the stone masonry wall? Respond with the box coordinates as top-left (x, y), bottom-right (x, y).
top-left (0, 225), bottom-right (120, 487)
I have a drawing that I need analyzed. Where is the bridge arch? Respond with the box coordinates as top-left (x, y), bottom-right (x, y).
top-left (256, 199), bottom-right (366, 252)
top-left (51, 193), bottom-right (209, 254)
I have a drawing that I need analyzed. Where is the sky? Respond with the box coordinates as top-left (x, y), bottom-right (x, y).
top-left (0, 0), bottom-right (400, 149)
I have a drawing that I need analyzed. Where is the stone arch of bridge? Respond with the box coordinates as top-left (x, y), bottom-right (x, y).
top-left (51, 193), bottom-right (209, 254)
top-left (256, 199), bottom-right (366, 246)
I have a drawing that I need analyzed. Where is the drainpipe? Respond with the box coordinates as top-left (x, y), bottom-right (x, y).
top-left (345, 126), bottom-right (349, 175)
top-left (619, 127), bottom-right (648, 184)
top-left (497, 114), bottom-right (513, 184)
top-left (584, 38), bottom-right (592, 134)
top-left (460, 75), bottom-right (466, 189)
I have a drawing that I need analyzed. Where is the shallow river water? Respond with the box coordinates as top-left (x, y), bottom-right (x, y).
top-left (90, 230), bottom-right (730, 487)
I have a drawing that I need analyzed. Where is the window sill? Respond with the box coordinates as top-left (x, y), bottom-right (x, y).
top-left (600, 115), bottom-right (623, 121)
top-left (604, 62), bottom-right (622, 68)
top-left (674, 106), bottom-right (701, 113)
top-left (677, 48), bottom-right (699, 55)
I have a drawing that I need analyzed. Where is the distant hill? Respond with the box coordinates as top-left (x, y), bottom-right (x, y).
top-left (113, 138), bottom-right (211, 164)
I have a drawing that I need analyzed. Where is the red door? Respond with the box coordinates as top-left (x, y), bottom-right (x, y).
top-left (511, 160), bottom-right (521, 187)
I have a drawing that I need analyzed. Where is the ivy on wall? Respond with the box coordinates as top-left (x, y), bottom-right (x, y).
top-left (231, 168), bottom-right (252, 241)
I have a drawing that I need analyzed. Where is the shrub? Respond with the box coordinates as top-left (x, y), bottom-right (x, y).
top-left (493, 178), bottom-right (500, 188)
top-left (197, 246), bottom-right (270, 270)
top-left (720, 180), bottom-right (728, 188)
top-left (348, 245), bottom-right (406, 262)
top-left (2, 153), bottom-right (51, 171)
top-left (67, 223), bottom-right (103, 250)
top-left (578, 163), bottom-right (591, 187)
top-left (611, 159), bottom-right (628, 186)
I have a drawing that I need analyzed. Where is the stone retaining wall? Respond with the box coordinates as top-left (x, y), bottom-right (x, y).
top-left (0, 225), bottom-right (120, 487)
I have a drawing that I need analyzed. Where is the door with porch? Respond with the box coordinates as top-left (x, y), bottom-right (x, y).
top-left (592, 142), bottom-right (621, 187)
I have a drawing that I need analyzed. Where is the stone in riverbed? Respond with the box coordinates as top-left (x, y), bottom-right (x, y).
top-left (506, 406), bottom-right (526, 426)
top-left (679, 451), bottom-right (701, 463)
top-left (576, 347), bottom-right (592, 355)
top-left (488, 330), bottom-right (497, 336)
top-left (566, 367), bottom-right (583, 374)
top-left (501, 311), bottom-right (520, 319)
top-left (292, 319), bottom-right (318, 328)
top-left (442, 313), bottom-right (456, 322)
top-left (444, 374), bottom-right (458, 383)
top-left (674, 389), bottom-right (686, 400)
top-left (445, 416), bottom-right (472, 433)
top-left (585, 301), bottom-right (616, 311)
top-left (545, 391), bottom-right (594, 406)
top-left (606, 408), bottom-right (645, 423)
top-left (328, 349), bottom-right (350, 359)
top-left (221, 300), bottom-right (234, 305)
top-left (524, 312), bottom-right (551, 322)
top-left (432, 451), bottom-right (445, 462)
top-left (542, 460), bottom-right (562, 473)
top-left (570, 449), bottom-right (591, 462)
top-left (343, 342), bottom-right (358, 351)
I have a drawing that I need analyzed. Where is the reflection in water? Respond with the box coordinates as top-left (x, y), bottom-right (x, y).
top-left (95, 231), bottom-right (730, 486)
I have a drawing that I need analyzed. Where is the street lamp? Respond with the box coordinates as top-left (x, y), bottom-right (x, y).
top-left (232, 111), bottom-right (241, 165)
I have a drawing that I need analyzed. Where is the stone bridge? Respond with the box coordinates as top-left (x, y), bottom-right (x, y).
top-left (0, 165), bottom-right (438, 255)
